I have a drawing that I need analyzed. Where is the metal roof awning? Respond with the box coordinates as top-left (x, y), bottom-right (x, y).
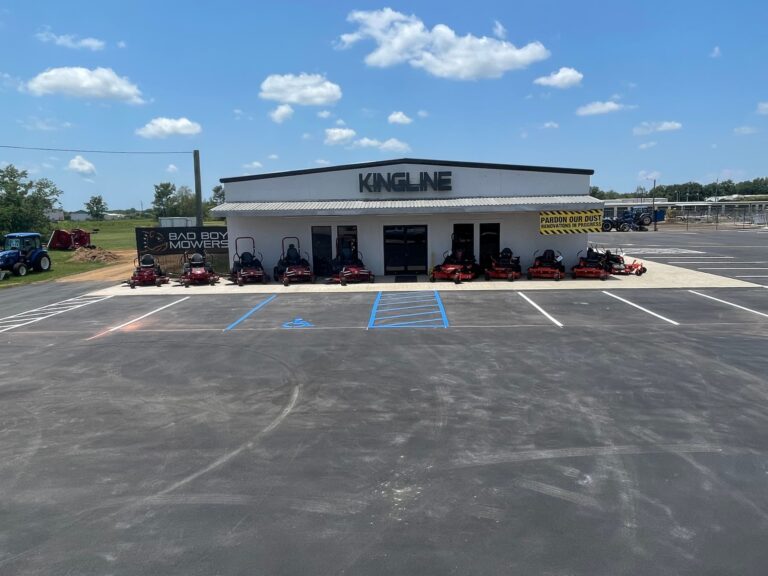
top-left (211, 195), bottom-right (603, 217)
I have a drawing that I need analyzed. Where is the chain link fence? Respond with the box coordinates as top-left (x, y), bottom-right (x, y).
top-left (661, 205), bottom-right (768, 230)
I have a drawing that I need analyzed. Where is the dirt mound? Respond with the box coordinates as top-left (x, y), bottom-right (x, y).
top-left (69, 246), bottom-right (121, 264)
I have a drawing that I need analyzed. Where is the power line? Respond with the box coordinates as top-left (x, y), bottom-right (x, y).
top-left (0, 145), bottom-right (192, 155)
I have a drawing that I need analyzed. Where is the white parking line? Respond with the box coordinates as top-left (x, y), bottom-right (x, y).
top-left (518, 292), bottom-right (563, 327)
top-left (688, 291), bottom-right (768, 319)
top-left (602, 291), bottom-right (680, 325)
top-left (736, 275), bottom-right (768, 278)
top-left (698, 267), bottom-right (768, 270)
top-left (669, 261), bottom-right (766, 265)
top-left (87, 297), bottom-right (190, 340)
top-left (0, 295), bottom-right (113, 333)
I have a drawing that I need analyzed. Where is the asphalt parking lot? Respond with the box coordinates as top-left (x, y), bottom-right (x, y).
top-left (2, 279), bottom-right (768, 575)
top-left (595, 228), bottom-right (768, 286)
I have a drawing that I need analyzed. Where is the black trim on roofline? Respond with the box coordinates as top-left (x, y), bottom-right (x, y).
top-left (220, 158), bottom-right (594, 183)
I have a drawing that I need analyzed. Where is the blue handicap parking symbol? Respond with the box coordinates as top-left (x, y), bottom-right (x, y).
top-left (282, 317), bottom-right (314, 329)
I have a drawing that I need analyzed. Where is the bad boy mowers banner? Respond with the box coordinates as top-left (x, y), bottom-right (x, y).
top-left (135, 227), bottom-right (228, 256)
top-left (539, 209), bottom-right (603, 234)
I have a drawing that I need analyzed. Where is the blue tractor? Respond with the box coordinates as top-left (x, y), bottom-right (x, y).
top-left (0, 232), bottom-right (52, 277)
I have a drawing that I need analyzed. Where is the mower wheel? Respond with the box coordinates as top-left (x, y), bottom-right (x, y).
top-left (237, 277), bottom-right (244, 286)
top-left (635, 268), bottom-right (644, 276)
top-left (554, 273), bottom-right (561, 281)
top-left (484, 272), bottom-right (491, 281)
top-left (619, 223), bottom-right (631, 232)
top-left (184, 282), bottom-right (190, 288)
top-left (526, 272), bottom-right (533, 280)
top-left (453, 274), bottom-right (461, 285)
top-left (508, 274), bottom-right (515, 282)
top-left (340, 277), bottom-right (347, 286)
top-left (369, 275), bottom-right (375, 283)
top-left (12, 262), bottom-right (27, 277)
top-left (283, 277), bottom-right (290, 287)
top-left (130, 281), bottom-right (136, 289)
top-left (155, 279), bottom-right (163, 287)
top-left (429, 274), bottom-right (436, 283)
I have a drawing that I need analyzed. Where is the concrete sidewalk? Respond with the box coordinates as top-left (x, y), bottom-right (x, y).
top-left (88, 258), bottom-right (759, 297)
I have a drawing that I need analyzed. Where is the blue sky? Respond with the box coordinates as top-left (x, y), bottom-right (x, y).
top-left (1, 0), bottom-right (766, 210)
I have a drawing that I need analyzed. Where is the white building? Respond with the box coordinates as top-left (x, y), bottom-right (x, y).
top-left (212, 158), bottom-right (600, 277)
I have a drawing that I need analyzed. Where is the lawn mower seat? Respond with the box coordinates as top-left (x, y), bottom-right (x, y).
top-left (286, 244), bottom-right (300, 264)
top-left (190, 253), bottom-right (205, 268)
top-left (140, 254), bottom-right (156, 268)
top-left (240, 252), bottom-right (255, 267)
top-left (499, 248), bottom-right (514, 266)
top-left (541, 249), bottom-right (556, 263)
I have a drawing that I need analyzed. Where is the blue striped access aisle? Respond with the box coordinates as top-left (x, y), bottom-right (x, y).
top-left (367, 291), bottom-right (449, 329)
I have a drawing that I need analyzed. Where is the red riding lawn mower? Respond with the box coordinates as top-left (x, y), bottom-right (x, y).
top-left (527, 249), bottom-right (566, 281)
top-left (229, 236), bottom-right (269, 286)
top-left (178, 252), bottom-right (220, 287)
top-left (127, 253), bottom-right (170, 288)
top-left (273, 237), bottom-right (314, 286)
top-left (604, 248), bottom-right (647, 276)
top-left (484, 247), bottom-right (522, 281)
top-left (571, 247), bottom-right (610, 280)
top-left (328, 238), bottom-right (374, 285)
top-left (430, 246), bottom-right (481, 284)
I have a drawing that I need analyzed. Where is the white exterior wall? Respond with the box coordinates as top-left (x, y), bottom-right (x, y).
top-left (226, 213), bottom-right (587, 276)
top-left (224, 163), bottom-right (590, 202)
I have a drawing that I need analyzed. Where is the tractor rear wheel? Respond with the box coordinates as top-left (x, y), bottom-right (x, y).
top-left (13, 262), bottom-right (27, 276)
top-left (34, 255), bottom-right (51, 272)
top-left (619, 223), bottom-right (631, 232)
top-left (639, 214), bottom-right (652, 226)
top-left (601, 221), bottom-right (612, 232)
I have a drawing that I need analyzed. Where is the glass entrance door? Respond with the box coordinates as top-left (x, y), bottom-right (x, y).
top-left (479, 223), bottom-right (500, 268)
top-left (311, 226), bottom-right (332, 276)
top-left (383, 225), bottom-right (428, 274)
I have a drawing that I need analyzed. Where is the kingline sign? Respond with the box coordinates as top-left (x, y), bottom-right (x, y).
top-left (359, 171), bottom-right (452, 193)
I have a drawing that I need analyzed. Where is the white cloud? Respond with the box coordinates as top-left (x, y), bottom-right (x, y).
top-left (576, 100), bottom-right (626, 116)
top-left (317, 110), bottom-right (332, 118)
top-left (233, 108), bottom-right (243, 117)
top-left (268, 154), bottom-right (279, 160)
top-left (243, 161), bottom-right (263, 169)
top-left (67, 155), bottom-right (96, 175)
top-left (638, 170), bottom-right (661, 181)
top-left (136, 117), bottom-right (201, 138)
top-left (301, 132), bottom-right (312, 140)
top-left (338, 8), bottom-right (550, 80)
top-left (336, 118), bottom-right (346, 126)
top-left (638, 141), bottom-right (657, 150)
top-left (315, 159), bottom-right (331, 166)
top-left (269, 103), bottom-right (294, 123)
top-left (117, 40), bottom-right (127, 49)
top-left (632, 121), bottom-right (682, 135)
top-left (417, 109), bottom-right (428, 118)
top-left (19, 116), bottom-right (72, 131)
top-left (493, 20), bottom-right (506, 39)
top-left (35, 27), bottom-right (105, 51)
top-left (541, 121), bottom-right (558, 129)
top-left (734, 126), bottom-right (758, 135)
top-left (534, 67), bottom-right (583, 89)
top-left (27, 67), bottom-right (144, 104)
top-left (166, 164), bottom-right (178, 173)
top-left (757, 102), bottom-right (768, 115)
top-left (388, 111), bottom-right (413, 124)
top-left (324, 127), bottom-right (356, 145)
top-left (353, 137), bottom-right (411, 153)
top-left (259, 73), bottom-right (342, 106)
top-left (710, 46), bottom-right (721, 58)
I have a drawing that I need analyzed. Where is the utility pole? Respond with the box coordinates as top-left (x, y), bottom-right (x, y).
top-left (652, 178), bottom-right (658, 231)
top-left (193, 149), bottom-right (203, 227)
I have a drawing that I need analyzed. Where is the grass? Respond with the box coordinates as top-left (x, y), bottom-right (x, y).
top-left (0, 251), bottom-right (104, 289)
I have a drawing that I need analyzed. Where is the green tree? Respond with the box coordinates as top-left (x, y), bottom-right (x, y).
top-left (211, 184), bottom-right (225, 205)
top-left (173, 185), bottom-right (196, 216)
top-left (85, 195), bottom-right (108, 220)
top-left (0, 164), bottom-right (62, 234)
top-left (152, 182), bottom-right (176, 218)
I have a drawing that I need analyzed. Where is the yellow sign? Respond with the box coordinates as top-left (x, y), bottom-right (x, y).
top-left (539, 209), bottom-right (603, 234)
